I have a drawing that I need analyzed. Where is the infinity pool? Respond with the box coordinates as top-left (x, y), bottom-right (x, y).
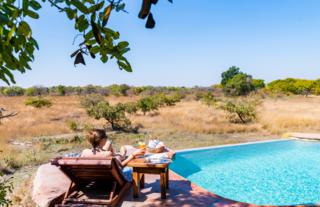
top-left (170, 140), bottom-right (320, 206)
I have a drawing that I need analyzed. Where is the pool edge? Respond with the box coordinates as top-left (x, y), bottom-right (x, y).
top-left (176, 138), bottom-right (293, 153)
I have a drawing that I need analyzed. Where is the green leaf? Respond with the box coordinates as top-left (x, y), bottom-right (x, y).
top-left (117, 57), bottom-right (132, 72)
top-left (30, 0), bottom-right (42, 10)
top-left (30, 38), bottom-right (39, 50)
top-left (65, 8), bottom-right (77, 20)
top-left (2, 67), bottom-right (16, 84)
top-left (84, 30), bottom-right (94, 39)
top-left (17, 21), bottom-right (32, 37)
top-left (117, 41), bottom-right (129, 50)
top-left (100, 55), bottom-right (108, 63)
top-left (0, 14), bottom-right (9, 24)
top-left (104, 28), bottom-right (119, 39)
top-left (119, 47), bottom-right (130, 55)
top-left (84, 0), bottom-right (95, 4)
top-left (25, 10), bottom-right (39, 19)
top-left (115, 3), bottom-right (125, 12)
top-left (71, 0), bottom-right (89, 14)
top-left (91, 20), bottom-right (102, 44)
top-left (89, 1), bottom-right (105, 13)
top-left (25, 43), bottom-right (35, 55)
top-left (7, 25), bottom-right (16, 42)
top-left (76, 15), bottom-right (89, 32)
top-left (90, 46), bottom-right (100, 54)
top-left (102, 4), bottom-right (112, 27)
top-left (0, 68), bottom-right (11, 85)
top-left (22, 0), bottom-right (29, 12)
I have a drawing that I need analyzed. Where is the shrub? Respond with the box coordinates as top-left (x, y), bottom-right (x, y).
top-left (312, 79), bottom-right (320, 95)
top-left (81, 85), bottom-right (98, 95)
top-left (0, 173), bottom-right (12, 206)
top-left (132, 87), bottom-right (148, 95)
top-left (108, 84), bottom-right (130, 96)
top-left (252, 79), bottom-right (265, 90)
top-left (80, 94), bottom-right (105, 108)
top-left (152, 93), bottom-right (182, 107)
top-left (86, 101), bottom-right (133, 131)
top-left (123, 102), bottom-right (138, 114)
top-left (25, 86), bottom-right (49, 96)
top-left (67, 120), bottom-right (78, 132)
top-left (25, 97), bottom-right (52, 108)
top-left (224, 73), bottom-right (254, 96)
top-left (219, 99), bottom-right (257, 123)
top-left (57, 85), bottom-right (66, 96)
top-left (267, 78), bottom-right (314, 95)
top-left (200, 92), bottom-right (217, 106)
top-left (2, 87), bottom-right (24, 96)
top-left (25, 87), bottom-right (37, 96)
top-left (137, 97), bottom-right (159, 115)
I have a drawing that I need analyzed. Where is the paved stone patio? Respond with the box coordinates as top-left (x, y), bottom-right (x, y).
top-left (119, 171), bottom-right (262, 207)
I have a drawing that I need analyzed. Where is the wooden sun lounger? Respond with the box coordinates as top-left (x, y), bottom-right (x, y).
top-left (51, 157), bottom-right (130, 207)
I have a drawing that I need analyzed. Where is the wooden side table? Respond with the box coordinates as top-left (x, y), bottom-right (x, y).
top-left (127, 158), bottom-right (170, 199)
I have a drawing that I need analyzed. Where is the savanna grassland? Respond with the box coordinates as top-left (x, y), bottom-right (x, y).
top-left (1, 94), bottom-right (320, 205)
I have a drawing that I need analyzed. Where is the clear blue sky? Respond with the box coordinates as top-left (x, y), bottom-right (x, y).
top-left (4, 0), bottom-right (320, 87)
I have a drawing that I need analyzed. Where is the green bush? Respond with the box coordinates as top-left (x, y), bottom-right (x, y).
top-left (25, 87), bottom-right (37, 96)
top-left (123, 102), bottom-right (138, 114)
top-left (252, 79), bottom-right (265, 90)
top-left (67, 120), bottom-right (78, 132)
top-left (80, 94), bottom-right (105, 108)
top-left (25, 97), bottom-right (52, 108)
top-left (2, 87), bottom-right (24, 96)
top-left (86, 101), bottom-right (133, 131)
top-left (200, 92), bottom-right (217, 106)
top-left (0, 173), bottom-right (12, 206)
top-left (25, 86), bottom-right (48, 96)
top-left (57, 85), bottom-right (66, 96)
top-left (312, 79), bottom-right (320, 95)
top-left (224, 73), bottom-right (254, 96)
top-left (137, 97), bottom-right (159, 115)
top-left (267, 78), bottom-right (314, 95)
top-left (132, 86), bottom-right (149, 95)
top-left (219, 99), bottom-right (257, 123)
top-left (108, 84), bottom-right (130, 96)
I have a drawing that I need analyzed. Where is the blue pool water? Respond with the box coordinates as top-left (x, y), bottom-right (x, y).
top-left (170, 140), bottom-right (320, 206)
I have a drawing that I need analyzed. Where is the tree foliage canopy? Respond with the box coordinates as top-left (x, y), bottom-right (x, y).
top-left (224, 73), bottom-right (254, 96)
top-left (221, 66), bottom-right (240, 86)
top-left (267, 78), bottom-right (316, 95)
top-left (0, 0), bottom-right (172, 85)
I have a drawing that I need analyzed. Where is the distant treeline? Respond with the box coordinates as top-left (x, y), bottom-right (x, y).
top-left (1, 78), bottom-right (320, 97)
top-left (0, 84), bottom-right (214, 97)
top-left (267, 78), bottom-right (320, 95)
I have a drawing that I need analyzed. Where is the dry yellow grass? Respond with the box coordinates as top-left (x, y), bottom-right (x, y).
top-left (1, 95), bottom-right (320, 146)
top-left (259, 96), bottom-right (320, 134)
top-left (131, 100), bottom-right (262, 134)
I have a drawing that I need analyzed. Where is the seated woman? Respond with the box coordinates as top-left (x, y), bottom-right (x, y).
top-left (81, 129), bottom-right (145, 167)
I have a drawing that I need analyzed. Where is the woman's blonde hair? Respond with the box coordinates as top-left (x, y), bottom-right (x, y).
top-left (86, 129), bottom-right (107, 149)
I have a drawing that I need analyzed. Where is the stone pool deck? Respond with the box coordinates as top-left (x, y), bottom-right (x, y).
top-left (289, 132), bottom-right (320, 141)
top-left (119, 170), bottom-right (319, 207)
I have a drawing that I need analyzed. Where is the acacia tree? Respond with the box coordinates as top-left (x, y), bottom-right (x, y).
top-left (0, 0), bottom-right (172, 85)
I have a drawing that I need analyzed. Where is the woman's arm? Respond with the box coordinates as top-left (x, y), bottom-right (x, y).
top-left (121, 154), bottom-right (135, 166)
top-left (121, 149), bottom-right (145, 166)
top-left (102, 140), bottom-right (114, 152)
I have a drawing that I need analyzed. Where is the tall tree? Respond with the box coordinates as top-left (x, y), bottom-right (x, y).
top-left (221, 66), bottom-right (240, 86)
